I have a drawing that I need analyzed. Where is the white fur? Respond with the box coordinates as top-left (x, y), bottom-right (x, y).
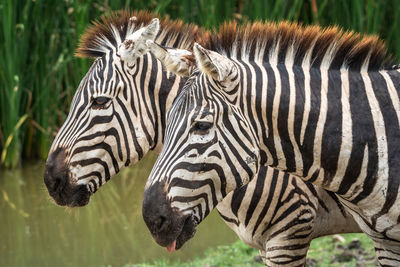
top-left (118, 18), bottom-right (160, 63)
top-left (193, 43), bottom-right (237, 82)
top-left (147, 40), bottom-right (194, 76)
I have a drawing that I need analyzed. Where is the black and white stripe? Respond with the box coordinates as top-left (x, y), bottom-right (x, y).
top-left (217, 167), bottom-right (360, 266)
top-left (46, 13), bottom-right (363, 266)
top-left (143, 21), bottom-right (400, 265)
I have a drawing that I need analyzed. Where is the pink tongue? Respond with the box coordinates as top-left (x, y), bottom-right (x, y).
top-left (166, 240), bottom-right (176, 252)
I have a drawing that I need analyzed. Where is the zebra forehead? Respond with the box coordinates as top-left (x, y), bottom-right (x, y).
top-left (202, 21), bottom-right (396, 71)
top-left (75, 10), bottom-right (204, 58)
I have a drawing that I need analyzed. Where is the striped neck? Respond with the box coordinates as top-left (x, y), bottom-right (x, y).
top-left (149, 57), bottom-right (189, 154)
top-left (241, 62), bottom-right (399, 198)
top-left (124, 52), bottom-right (188, 158)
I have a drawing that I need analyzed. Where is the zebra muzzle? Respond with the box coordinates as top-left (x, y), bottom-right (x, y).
top-left (142, 180), bottom-right (198, 250)
top-left (44, 147), bottom-right (91, 207)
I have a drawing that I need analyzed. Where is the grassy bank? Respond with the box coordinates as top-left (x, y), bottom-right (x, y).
top-left (132, 233), bottom-right (376, 267)
top-left (1, 0), bottom-right (400, 167)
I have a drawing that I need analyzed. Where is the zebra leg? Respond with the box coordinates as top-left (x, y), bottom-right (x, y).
top-left (373, 240), bottom-right (400, 266)
top-left (261, 245), bottom-right (310, 266)
top-left (260, 184), bottom-right (317, 266)
top-left (262, 235), bottom-right (312, 266)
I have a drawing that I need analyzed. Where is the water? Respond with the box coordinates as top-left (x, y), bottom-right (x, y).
top-left (0, 152), bottom-right (237, 267)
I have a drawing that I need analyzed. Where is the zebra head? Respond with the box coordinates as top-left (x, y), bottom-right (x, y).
top-left (142, 42), bottom-right (260, 250)
top-left (44, 13), bottom-right (160, 207)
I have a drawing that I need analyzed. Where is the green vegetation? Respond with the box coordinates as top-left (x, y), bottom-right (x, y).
top-left (134, 233), bottom-right (377, 267)
top-left (307, 233), bottom-right (376, 266)
top-left (135, 240), bottom-right (261, 267)
top-left (1, 0), bottom-right (400, 167)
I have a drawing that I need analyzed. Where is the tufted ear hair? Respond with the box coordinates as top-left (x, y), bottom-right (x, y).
top-left (193, 43), bottom-right (237, 82)
top-left (146, 40), bottom-right (195, 76)
top-left (119, 18), bottom-right (160, 63)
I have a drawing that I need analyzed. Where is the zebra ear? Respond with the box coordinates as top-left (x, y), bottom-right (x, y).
top-left (193, 43), bottom-right (237, 82)
top-left (119, 18), bottom-right (160, 63)
top-left (146, 40), bottom-right (195, 76)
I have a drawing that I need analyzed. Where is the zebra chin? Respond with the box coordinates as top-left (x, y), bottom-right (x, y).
top-left (48, 183), bottom-right (91, 207)
top-left (44, 147), bottom-right (92, 207)
top-left (142, 180), bottom-right (198, 251)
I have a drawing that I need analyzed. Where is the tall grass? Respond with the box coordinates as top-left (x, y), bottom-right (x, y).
top-left (1, 0), bottom-right (400, 168)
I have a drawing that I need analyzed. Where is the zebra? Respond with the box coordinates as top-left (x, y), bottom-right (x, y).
top-left (142, 21), bottom-right (400, 266)
top-left (43, 10), bottom-right (202, 206)
top-left (43, 12), bottom-right (361, 265)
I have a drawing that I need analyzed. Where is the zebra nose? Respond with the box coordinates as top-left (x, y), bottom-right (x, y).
top-left (142, 180), bottom-right (179, 246)
top-left (154, 215), bottom-right (168, 232)
top-left (44, 148), bottom-right (69, 194)
top-left (145, 213), bottom-right (171, 235)
top-left (142, 181), bottom-right (170, 233)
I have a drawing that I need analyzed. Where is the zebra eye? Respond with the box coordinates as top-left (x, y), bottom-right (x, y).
top-left (92, 97), bottom-right (110, 109)
top-left (192, 121), bottom-right (213, 134)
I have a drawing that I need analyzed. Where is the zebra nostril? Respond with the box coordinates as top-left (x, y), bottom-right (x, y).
top-left (44, 166), bottom-right (65, 193)
top-left (155, 215), bottom-right (167, 232)
top-left (44, 147), bottom-right (69, 194)
top-left (52, 176), bottom-right (62, 192)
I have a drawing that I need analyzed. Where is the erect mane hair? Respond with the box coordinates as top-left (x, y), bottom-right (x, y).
top-left (76, 10), bottom-right (204, 58)
top-left (203, 21), bottom-right (396, 71)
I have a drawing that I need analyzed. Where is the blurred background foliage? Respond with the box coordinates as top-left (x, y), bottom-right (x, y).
top-left (1, 0), bottom-right (400, 168)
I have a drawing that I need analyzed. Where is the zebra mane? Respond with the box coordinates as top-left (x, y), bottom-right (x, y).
top-left (76, 10), bottom-right (203, 58)
top-left (203, 21), bottom-right (396, 71)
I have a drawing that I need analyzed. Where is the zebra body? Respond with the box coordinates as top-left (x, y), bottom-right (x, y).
top-left (142, 21), bottom-right (400, 265)
top-left (218, 167), bottom-right (360, 266)
top-left (44, 12), bottom-right (360, 266)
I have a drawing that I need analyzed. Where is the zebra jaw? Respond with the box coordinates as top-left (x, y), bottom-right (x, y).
top-left (164, 214), bottom-right (198, 251)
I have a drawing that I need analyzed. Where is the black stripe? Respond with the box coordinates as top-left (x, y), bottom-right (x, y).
top-left (337, 71), bottom-right (378, 199)
top-left (72, 142), bottom-right (119, 174)
top-left (321, 69), bottom-right (342, 186)
top-left (173, 193), bottom-right (210, 219)
top-left (252, 169), bottom-right (278, 236)
top-left (263, 64), bottom-right (278, 166)
top-left (277, 64), bottom-right (295, 172)
top-left (76, 128), bottom-right (123, 160)
top-left (217, 210), bottom-right (239, 227)
top-left (139, 55), bottom-right (156, 147)
top-left (169, 162), bottom-right (226, 199)
top-left (115, 97), bottom-right (137, 161)
top-left (253, 62), bottom-right (270, 165)
top-left (71, 158), bottom-right (111, 181)
top-left (244, 167), bottom-right (267, 226)
top-left (301, 67), bottom-right (321, 176)
top-left (292, 65), bottom-right (305, 145)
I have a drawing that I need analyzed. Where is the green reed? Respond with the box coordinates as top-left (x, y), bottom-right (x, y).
top-left (1, 0), bottom-right (400, 168)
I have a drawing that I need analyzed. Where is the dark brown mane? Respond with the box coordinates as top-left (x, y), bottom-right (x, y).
top-left (76, 10), bottom-right (204, 58)
top-left (204, 21), bottom-right (396, 71)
